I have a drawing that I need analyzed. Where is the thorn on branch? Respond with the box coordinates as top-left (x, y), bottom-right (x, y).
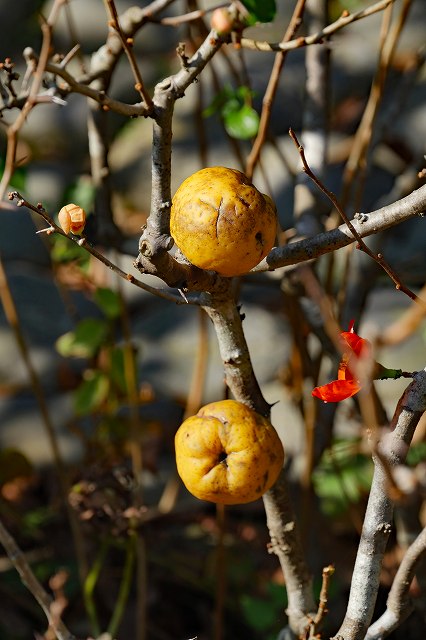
top-left (36, 226), bottom-right (55, 235)
top-left (178, 289), bottom-right (189, 304)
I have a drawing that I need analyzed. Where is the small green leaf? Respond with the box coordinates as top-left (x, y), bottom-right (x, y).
top-left (202, 89), bottom-right (229, 117)
top-left (312, 439), bottom-right (373, 517)
top-left (224, 104), bottom-right (260, 140)
top-left (221, 97), bottom-right (242, 118)
top-left (94, 287), bottom-right (122, 319)
top-left (204, 84), bottom-right (255, 114)
top-left (74, 370), bottom-right (110, 415)
top-left (55, 318), bottom-right (109, 359)
top-left (22, 507), bottom-right (56, 537)
top-left (241, 0), bottom-right (276, 25)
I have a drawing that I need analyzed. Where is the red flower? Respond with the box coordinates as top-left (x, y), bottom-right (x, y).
top-left (312, 321), bottom-right (371, 403)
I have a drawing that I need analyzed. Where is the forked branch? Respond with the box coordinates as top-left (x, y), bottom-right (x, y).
top-left (335, 369), bottom-right (426, 640)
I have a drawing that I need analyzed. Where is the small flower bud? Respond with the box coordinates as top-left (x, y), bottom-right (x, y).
top-left (211, 8), bottom-right (234, 36)
top-left (58, 203), bottom-right (86, 235)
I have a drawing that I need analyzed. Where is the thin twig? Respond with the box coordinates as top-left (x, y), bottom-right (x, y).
top-left (245, 0), bottom-right (307, 179)
top-left (150, 3), bottom-right (229, 26)
top-left (31, 56), bottom-right (153, 117)
top-left (7, 191), bottom-right (184, 304)
top-left (83, 541), bottom-right (109, 636)
top-left (313, 564), bottom-right (335, 626)
top-left (107, 535), bottom-right (136, 638)
top-left (341, 0), bottom-right (413, 207)
top-left (104, 0), bottom-right (153, 108)
top-left (0, 518), bottom-right (76, 640)
top-left (80, 0), bottom-right (176, 86)
top-left (240, 0), bottom-right (395, 52)
top-left (0, 254), bottom-right (89, 586)
top-left (288, 129), bottom-right (426, 307)
top-left (292, 0), bottom-right (330, 238)
top-left (0, 0), bottom-right (66, 200)
top-left (137, 26), bottom-right (223, 263)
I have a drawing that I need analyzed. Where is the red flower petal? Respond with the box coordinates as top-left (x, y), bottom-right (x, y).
top-left (312, 322), bottom-right (371, 402)
top-left (341, 322), bottom-right (370, 358)
top-left (312, 379), bottom-right (362, 402)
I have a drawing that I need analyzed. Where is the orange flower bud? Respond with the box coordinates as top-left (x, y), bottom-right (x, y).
top-left (58, 203), bottom-right (86, 235)
top-left (211, 8), bottom-right (234, 36)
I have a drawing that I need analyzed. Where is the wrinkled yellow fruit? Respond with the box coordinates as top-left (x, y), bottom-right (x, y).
top-left (175, 399), bottom-right (284, 505)
top-left (170, 167), bottom-right (277, 277)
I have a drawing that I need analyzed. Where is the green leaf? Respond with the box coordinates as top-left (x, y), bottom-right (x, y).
top-left (74, 370), bottom-right (110, 415)
top-left (202, 89), bottom-right (229, 118)
top-left (55, 318), bottom-right (109, 359)
top-left (224, 104), bottom-right (260, 139)
top-left (22, 506), bottom-right (57, 538)
top-left (94, 287), bottom-right (122, 319)
top-left (241, 0), bottom-right (276, 25)
top-left (221, 95), bottom-right (241, 117)
top-left (203, 85), bottom-right (259, 139)
top-left (312, 440), bottom-right (373, 517)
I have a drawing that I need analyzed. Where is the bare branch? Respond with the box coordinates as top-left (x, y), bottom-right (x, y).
top-left (254, 182), bottom-right (426, 273)
top-left (240, 0), bottom-right (395, 53)
top-left (39, 57), bottom-right (153, 117)
top-left (245, 0), bottom-right (307, 179)
top-left (7, 192), bottom-right (184, 304)
top-left (202, 284), bottom-right (271, 416)
top-left (201, 283), bottom-right (316, 636)
top-left (0, 0), bottom-right (66, 200)
top-left (335, 369), bottom-right (426, 640)
top-left (292, 0), bottom-right (330, 239)
top-left (366, 526), bottom-right (426, 639)
top-left (0, 518), bottom-right (76, 640)
top-left (138, 30), bottom-right (223, 256)
top-left (103, 0), bottom-right (153, 108)
top-left (289, 129), bottom-right (425, 306)
top-left (263, 476), bottom-right (317, 637)
top-left (341, 0), bottom-right (414, 207)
